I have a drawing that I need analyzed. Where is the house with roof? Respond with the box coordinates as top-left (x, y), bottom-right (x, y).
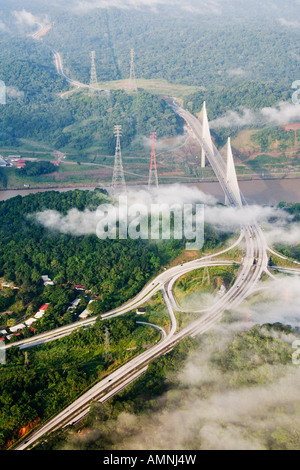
top-left (74, 284), bottom-right (85, 291)
top-left (7, 333), bottom-right (21, 341)
top-left (25, 318), bottom-right (38, 327)
top-left (34, 303), bottom-right (49, 319)
top-left (16, 159), bottom-right (26, 169)
top-left (9, 324), bottom-right (26, 333)
top-left (42, 275), bottom-right (54, 286)
top-left (136, 307), bottom-right (146, 315)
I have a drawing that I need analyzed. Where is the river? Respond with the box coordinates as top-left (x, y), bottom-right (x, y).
top-left (0, 179), bottom-right (299, 204)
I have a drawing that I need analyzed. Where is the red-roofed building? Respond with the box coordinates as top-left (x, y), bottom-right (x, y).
top-left (0, 337), bottom-right (5, 342)
top-left (16, 160), bottom-right (26, 169)
top-left (74, 284), bottom-right (85, 291)
top-left (50, 161), bottom-right (60, 166)
top-left (39, 304), bottom-right (49, 311)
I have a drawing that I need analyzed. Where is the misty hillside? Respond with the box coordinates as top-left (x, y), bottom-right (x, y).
top-left (0, 0), bottom-right (299, 88)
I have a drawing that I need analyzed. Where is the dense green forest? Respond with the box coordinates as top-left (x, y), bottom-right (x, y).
top-left (33, 7), bottom-right (300, 88)
top-left (0, 82), bottom-right (183, 153)
top-left (20, 161), bottom-right (58, 176)
top-left (0, 314), bottom-right (160, 449)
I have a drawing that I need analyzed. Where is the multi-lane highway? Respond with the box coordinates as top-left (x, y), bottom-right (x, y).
top-left (13, 101), bottom-right (272, 450)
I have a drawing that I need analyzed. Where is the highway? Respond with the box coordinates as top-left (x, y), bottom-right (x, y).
top-left (13, 101), bottom-right (272, 450)
top-left (52, 50), bottom-right (101, 94)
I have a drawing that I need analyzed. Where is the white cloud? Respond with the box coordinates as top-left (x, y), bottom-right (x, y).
top-left (34, 185), bottom-right (217, 236)
top-left (72, 0), bottom-right (223, 14)
top-left (13, 9), bottom-right (50, 28)
top-left (204, 203), bottom-right (292, 231)
top-left (239, 275), bottom-right (300, 326)
top-left (6, 87), bottom-right (24, 100)
top-left (13, 9), bottom-right (40, 26)
top-left (278, 17), bottom-right (300, 27)
top-left (210, 102), bottom-right (300, 129)
top-left (227, 68), bottom-right (248, 77)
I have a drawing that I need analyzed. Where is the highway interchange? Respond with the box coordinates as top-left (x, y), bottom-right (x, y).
top-left (12, 99), bottom-right (276, 450)
top-left (7, 43), bottom-right (287, 450)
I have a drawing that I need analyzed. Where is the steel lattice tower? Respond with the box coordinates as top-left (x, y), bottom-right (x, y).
top-left (112, 125), bottom-right (126, 193)
top-left (148, 132), bottom-right (159, 190)
top-left (89, 51), bottom-right (98, 95)
top-left (128, 48), bottom-right (138, 92)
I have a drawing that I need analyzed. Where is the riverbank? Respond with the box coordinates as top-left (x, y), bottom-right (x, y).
top-left (1, 178), bottom-right (300, 204)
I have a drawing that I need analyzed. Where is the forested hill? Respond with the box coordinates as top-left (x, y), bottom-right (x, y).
top-left (0, 86), bottom-right (184, 152)
top-left (0, 190), bottom-right (184, 315)
top-left (1, 1), bottom-right (298, 88)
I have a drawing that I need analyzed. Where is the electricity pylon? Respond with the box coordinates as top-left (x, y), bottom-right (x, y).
top-left (104, 327), bottom-right (112, 362)
top-left (89, 51), bottom-right (98, 95)
top-left (148, 132), bottom-right (159, 190)
top-left (112, 125), bottom-right (126, 193)
top-left (128, 48), bottom-right (138, 92)
top-left (202, 266), bottom-right (210, 286)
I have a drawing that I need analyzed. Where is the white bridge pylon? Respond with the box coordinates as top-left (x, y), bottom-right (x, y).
top-left (198, 101), bottom-right (242, 207)
top-left (200, 101), bottom-right (213, 168)
top-left (225, 137), bottom-right (242, 207)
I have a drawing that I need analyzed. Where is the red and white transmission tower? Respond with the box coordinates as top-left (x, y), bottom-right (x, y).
top-left (112, 125), bottom-right (126, 193)
top-left (148, 132), bottom-right (159, 190)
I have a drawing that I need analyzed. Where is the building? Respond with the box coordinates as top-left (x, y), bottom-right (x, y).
top-left (8, 155), bottom-right (21, 161)
top-left (25, 318), bottom-right (38, 327)
top-left (136, 307), bottom-right (146, 315)
top-left (0, 156), bottom-right (11, 167)
top-left (1, 281), bottom-right (19, 290)
top-left (9, 324), bottom-right (26, 333)
top-left (42, 275), bottom-right (54, 286)
top-left (0, 329), bottom-right (7, 336)
top-left (39, 304), bottom-right (49, 312)
top-left (34, 303), bottom-right (49, 319)
top-left (74, 284), bottom-right (85, 291)
top-left (16, 159), bottom-right (26, 169)
top-left (68, 298), bottom-right (81, 311)
top-left (79, 310), bottom-right (89, 319)
top-left (7, 333), bottom-right (21, 341)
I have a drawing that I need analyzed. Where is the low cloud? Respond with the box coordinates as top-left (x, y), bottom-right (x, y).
top-left (34, 185), bottom-right (217, 236)
top-left (6, 87), bottom-right (24, 100)
top-left (13, 9), bottom-right (50, 28)
top-left (278, 17), bottom-right (300, 27)
top-left (72, 0), bottom-right (223, 14)
top-left (205, 203), bottom-right (292, 231)
top-left (237, 275), bottom-right (300, 327)
top-left (210, 102), bottom-right (300, 129)
top-left (34, 192), bottom-right (299, 248)
top-left (227, 68), bottom-right (248, 77)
